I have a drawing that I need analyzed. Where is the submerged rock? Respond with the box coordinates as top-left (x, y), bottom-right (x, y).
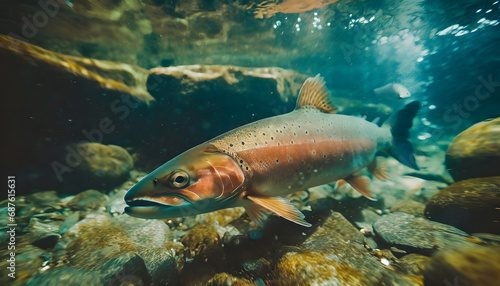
top-left (181, 225), bottom-right (221, 259)
top-left (206, 273), bottom-right (256, 286)
top-left (26, 217), bottom-right (62, 250)
top-left (424, 245), bottom-right (500, 286)
top-left (98, 253), bottom-right (151, 286)
top-left (424, 177), bottom-right (500, 235)
top-left (148, 65), bottom-right (306, 104)
top-left (446, 118), bottom-right (500, 181)
top-left (137, 248), bottom-right (178, 286)
top-left (397, 253), bottom-right (431, 276)
top-left (66, 189), bottom-right (107, 212)
top-left (0, 245), bottom-right (49, 286)
top-left (390, 200), bottom-right (426, 216)
top-left (73, 143), bottom-right (134, 184)
top-left (272, 212), bottom-right (418, 285)
top-left (373, 212), bottom-right (475, 255)
top-left (26, 267), bottom-right (104, 286)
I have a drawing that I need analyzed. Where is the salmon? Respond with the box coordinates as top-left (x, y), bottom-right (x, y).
top-left (125, 75), bottom-right (420, 227)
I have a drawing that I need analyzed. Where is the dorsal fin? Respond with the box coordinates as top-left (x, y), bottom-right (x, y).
top-left (296, 74), bottom-right (336, 114)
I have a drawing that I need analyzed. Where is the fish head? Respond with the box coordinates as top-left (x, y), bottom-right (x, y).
top-left (125, 144), bottom-right (245, 219)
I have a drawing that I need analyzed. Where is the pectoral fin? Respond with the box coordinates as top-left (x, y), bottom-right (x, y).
top-left (244, 204), bottom-right (270, 226)
top-left (247, 196), bottom-right (312, 227)
top-left (345, 175), bottom-right (376, 201)
top-left (368, 159), bottom-right (390, 181)
top-left (334, 179), bottom-right (347, 189)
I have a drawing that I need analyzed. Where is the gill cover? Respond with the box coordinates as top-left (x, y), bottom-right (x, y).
top-left (125, 144), bottom-right (245, 219)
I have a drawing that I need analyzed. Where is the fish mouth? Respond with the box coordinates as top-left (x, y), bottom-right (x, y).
top-left (124, 197), bottom-right (191, 219)
top-left (126, 198), bottom-right (172, 208)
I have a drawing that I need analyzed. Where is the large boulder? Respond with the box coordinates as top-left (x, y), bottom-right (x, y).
top-left (424, 177), bottom-right (500, 235)
top-left (373, 212), bottom-right (475, 255)
top-left (446, 118), bottom-right (500, 181)
top-left (424, 245), bottom-right (500, 286)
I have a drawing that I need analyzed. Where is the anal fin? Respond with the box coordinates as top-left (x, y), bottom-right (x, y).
top-left (247, 196), bottom-right (312, 227)
top-left (368, 158), bottom-right (390, 181)
top-left (345, 175), bottom-right (376, 201)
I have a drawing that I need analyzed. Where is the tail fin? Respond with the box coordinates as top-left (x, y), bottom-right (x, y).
top-left (388, 101), bottom-right (420, 170)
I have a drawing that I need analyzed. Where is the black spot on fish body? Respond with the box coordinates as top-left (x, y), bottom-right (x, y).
top-left (240, 160), bottom-right (243, 163)
top-left (230, 144), bottom-right (233, 147)
top-left (242, 142), bottom-right (245, 145)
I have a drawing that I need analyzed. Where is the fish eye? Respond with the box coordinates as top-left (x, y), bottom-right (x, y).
top-left (169, 170), bottom-right (189, 188)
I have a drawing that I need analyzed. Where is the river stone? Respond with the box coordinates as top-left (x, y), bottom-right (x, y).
top-left (272, 212), bottom-right (419, 285)
top-left (26, 267), bottom-right (104, 286)
top-left (137, 248), bottom-right (179, 286)
top-left (397, 253), bottom-right (431, 275)
top-left (373, 212), bottom-right (474, 255)
top-left (181, 225), bottom-right (221, 259)
top-left (446, 118), bottom-right (500, 181)
top-left (76, 143), bottom-right (134, 180)
top-left (390, 200), bottom-right (426, 216)
top-left (423, 245), bottom-right (500, 286)
top-left (424, 177), bottom-right (500, 235)
top-left (98, 253), bottom-right (152, 286)
top-left (66, 189), bottom-right (107, 212)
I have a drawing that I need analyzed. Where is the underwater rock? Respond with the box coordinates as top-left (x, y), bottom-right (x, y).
top-left (272, 211), bottom-right (418, 285)
top-left (390, 200), bottom-right (426, 216)
top-left (18, 191), bottom-right (63, 218)
top-left (0, 34), bottom-right (153, 103)
top-left (137, 248), bottom-right (179, 286)
top-left (66, 189), bottom-right (107, 212)
top-left (446, 118), bottom-right (500, 181)
top-left (0, 245), bottom-right (49, 286)
top-left (72, 142), bottom-right (134, 185)
top-left (26, 267), bottom-right (104, 286)
top-left (423, 245), bottom-right (500, 286)
top-left (63, 213), bottom-right (137, 269)
top-left (373, 212), bottom-right (475, 255)
top-left (107, 189), bottom-right (129, 215)
top-left (424, 177), bottom-right (500, 235)
top-left (206, 273), bottom-right (256, 286)
top-left (98, 253), bottom-right (151, 286)
top-left (181, 225), bottom-right (221, 259)
top-left (148, 65), bottom-right (306, 103)
top-left (27, 217), bottom-right (62, 250)
top-left (59, 212), bottom-right (80, 235)
top-left (113, 215), bottom-right (170, 249)
top-left (241, 258), bottom-right (272, 279)
top-left (397, 253), bottom-right (431, 276)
